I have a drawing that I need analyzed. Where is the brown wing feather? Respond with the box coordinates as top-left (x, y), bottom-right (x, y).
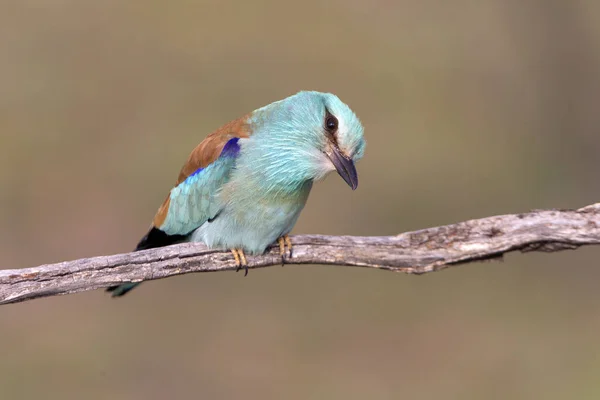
top-left (174, 113), bottom-right (252, 184)
top-left (152, 113), bottom-right (252, 227)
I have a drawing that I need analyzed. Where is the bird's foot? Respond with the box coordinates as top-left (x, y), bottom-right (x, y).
top-left (231, 248), bottom-right (249, 276)
top-left (277, 235), bottom-right (293, 266)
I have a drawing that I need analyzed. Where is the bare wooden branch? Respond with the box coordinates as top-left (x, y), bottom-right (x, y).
top-left (2, 203), bottom-right (600, 305)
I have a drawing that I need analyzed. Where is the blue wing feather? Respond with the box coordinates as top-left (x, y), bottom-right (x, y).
top-left (159, 138), bottom-right (240, 236)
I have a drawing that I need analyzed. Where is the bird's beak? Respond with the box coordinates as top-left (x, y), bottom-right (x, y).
top-left (327, 145), bottom-right (358, 190)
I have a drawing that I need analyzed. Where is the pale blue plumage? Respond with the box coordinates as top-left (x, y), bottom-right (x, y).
top-left (160, 138), bottom-right (240, 236)
top-left (187, 91), bottom-right (364, 254)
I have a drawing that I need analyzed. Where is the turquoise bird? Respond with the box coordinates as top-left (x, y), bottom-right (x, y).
top-left (107, 91), bottom-right (365, 296)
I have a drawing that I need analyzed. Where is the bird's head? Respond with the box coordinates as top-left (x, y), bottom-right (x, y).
top-left (250, 91), bottom-right (365, 190)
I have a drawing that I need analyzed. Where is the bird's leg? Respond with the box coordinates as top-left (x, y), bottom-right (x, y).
top-left (239, 250), bottom-right (248, 275)
top-left (278, 237), bottom-right (286, 266)
top-left (284, 235), bottom-right (293, 258)
top-left (232, 248), bottom-right (249, 276)
top-left (231, 249), bottom-right (241, 266)
top-left (277, 235), bottom-right (293, 266)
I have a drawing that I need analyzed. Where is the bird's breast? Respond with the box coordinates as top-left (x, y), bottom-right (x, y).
top-left (221, 178), bottom-right (312, 225)
top-left (190, 180), bottom-right (313, 254)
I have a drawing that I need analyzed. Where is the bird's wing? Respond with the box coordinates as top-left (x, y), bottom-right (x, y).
top-left (152, 114), bottom-right (252, 236)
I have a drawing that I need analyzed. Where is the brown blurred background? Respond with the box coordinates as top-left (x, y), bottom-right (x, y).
top-left (2, 1), bottom-right (600, 399)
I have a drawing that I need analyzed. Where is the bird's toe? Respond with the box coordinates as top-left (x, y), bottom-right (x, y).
top-left (232, 248), bottom-right (249, 276)
top-left (277, 235), bottom-right (293, 266)
top-left (285, 235), bottom-right (293, 258)
top-left (278, 237), bottom-right (286, 266)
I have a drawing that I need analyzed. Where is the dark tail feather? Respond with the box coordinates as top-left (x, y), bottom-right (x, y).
top-left (106, 227), bottom-right (186, 297)
top-left (106, 282), bottom-right (140, 297)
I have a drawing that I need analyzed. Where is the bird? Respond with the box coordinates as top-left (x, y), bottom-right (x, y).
top-left (106, 91), bottom-right (365, 297)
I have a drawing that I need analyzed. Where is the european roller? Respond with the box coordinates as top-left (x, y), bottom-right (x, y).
top-left (107, 91), bottom-right (365, 296)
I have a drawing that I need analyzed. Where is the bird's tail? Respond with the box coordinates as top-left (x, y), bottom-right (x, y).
top-left (106, 227), bottom-right (185, 297)
top-left (106, 282), bottom-right (140, 297)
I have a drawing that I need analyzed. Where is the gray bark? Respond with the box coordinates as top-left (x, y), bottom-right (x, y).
top-left (2, 203), bottom-right (600, 305)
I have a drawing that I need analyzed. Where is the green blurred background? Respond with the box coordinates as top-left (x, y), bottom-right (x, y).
top-left (2, 1), bottom-right (600, 399)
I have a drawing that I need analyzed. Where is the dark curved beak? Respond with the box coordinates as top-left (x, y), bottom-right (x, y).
top-left (327, 146), bottom-right (358, 190)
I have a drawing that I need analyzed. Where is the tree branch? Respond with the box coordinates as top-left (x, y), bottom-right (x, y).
top-left (2, 203), bottom-right (600, 305)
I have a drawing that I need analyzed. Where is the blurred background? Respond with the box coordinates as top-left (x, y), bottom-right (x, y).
top-left (2, 1), bottom-right (600, 399)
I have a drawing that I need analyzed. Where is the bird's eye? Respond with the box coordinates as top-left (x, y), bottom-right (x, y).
top-left (325, 114), bottom-right (338, 133)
